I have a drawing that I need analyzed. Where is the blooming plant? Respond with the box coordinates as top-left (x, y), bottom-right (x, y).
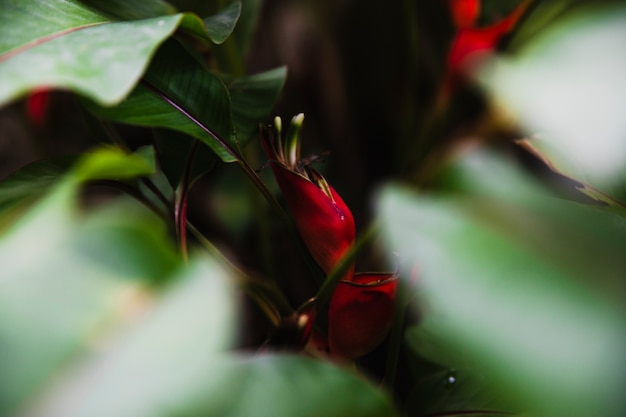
top-left (1, 1), bottom-right (625, 417)
top-left (262, 115), bottom-right (399, 359)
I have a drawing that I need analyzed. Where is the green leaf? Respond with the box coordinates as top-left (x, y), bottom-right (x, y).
top-left (0, 14), bottom-right (184, 106)
top-left (406, 368), bottom-right (516, 417)
top-left (203, 1), bottom-right (242, 44)
top-left (153, 129), bottom-right (217, 188)
top-left (88, 38), bottom-right (238, 162)
top-left (79, 0), bottom-right (177, 21)
top-left (228, 66), bottom-right (287, 148)
top-left (378, 151), bottom-right (626, 417)
top-left (72, 145), bottom-right (155, 182)
top-left (483, 4), bottom-right (626, 185)
top-left (0, 190), bottom-right (181, 414)
top-left (0, 0), bottom-right (108, 54)
top-left (29, 352), bottom-right (395, 417)
top-left (0, 155), bottom-right (77, 214)
top-left (0, 146), bottom-right (155, 218)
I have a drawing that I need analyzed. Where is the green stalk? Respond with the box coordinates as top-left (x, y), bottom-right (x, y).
top-left (314, 223), bottom-right (378, 306)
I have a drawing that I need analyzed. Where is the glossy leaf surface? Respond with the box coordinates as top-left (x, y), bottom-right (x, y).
top-left (0, 14), bottom-right (183, 106)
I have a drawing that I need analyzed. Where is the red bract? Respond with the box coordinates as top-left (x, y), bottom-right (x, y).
top-left (448, 0), bottom-right (480, 28)
top-left (448, 1), bottom-right (529, 72)
top-left (261, 115), bottom-right (355, 278)
top-left (328, 273), bottom-right (398, 359)
top-left (443, 0), bottom-right (530, 94)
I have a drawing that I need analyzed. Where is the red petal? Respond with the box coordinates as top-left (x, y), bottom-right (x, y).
top-left (270, 163), bottom-right (356, 276)
top-left (449, 0), bottom-right (480, 28)
top-left (328, 273), bottom-right (398, 359)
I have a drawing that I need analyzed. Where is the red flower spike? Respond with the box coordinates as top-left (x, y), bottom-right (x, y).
top-left (328, 273), bottom-right (398, 359)
top-left (449, 0), bottom-right (480, 28)
top-left (261, 115), bottom-right (356, 278)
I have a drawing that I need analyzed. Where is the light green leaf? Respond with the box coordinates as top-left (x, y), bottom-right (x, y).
top-left (0, 191), bottom-right (180, 414)
top-left (28, 352), bottom-right (395, 417)
top-left (0, 14), bottom-right (183, 106)
top-left (0, 0), bottom-right (108, 54)
top-left (72, 146), bottom-right (155, 182)
top-left (378, 151), bottom-right (626, 417)
top-left (20, 258), bottom-right (238, 417)
top-left (483, 4), bottom-right (626, 184)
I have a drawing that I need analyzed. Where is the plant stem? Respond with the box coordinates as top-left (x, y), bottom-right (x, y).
top-left (175, 140), bottom-right (199, 261)
top-left (314, 223), bottom-right (378, 306)
top-left (383, 277), bottom-right (409, 390)
top-left (140, 80), bottom-right (290, 225)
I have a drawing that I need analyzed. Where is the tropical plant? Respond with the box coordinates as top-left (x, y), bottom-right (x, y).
top-left (1, 1), bottom-right (625, 417)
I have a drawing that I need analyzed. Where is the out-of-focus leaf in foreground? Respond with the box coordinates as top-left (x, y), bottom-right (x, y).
top-left (378, 150), bottom-right (626, 417)
top-left (0, 147), bottom-right (184, 413)
top-left (0, 148), bottom-right (395, 417)
top-left (484, 4), bottom-right (626, 185)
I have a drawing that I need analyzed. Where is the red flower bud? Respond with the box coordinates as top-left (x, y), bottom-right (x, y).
top-left (328, 273), bottom-right (398, 359)
top-left (261, 115), bottom-right (355, 277)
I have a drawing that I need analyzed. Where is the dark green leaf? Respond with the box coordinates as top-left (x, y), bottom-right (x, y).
top-left (406, 368), bottom-right (516, 417)
top-left (80, 0), bottom-right (177, 21)
top-left (203, 1), bottom-right (242, 44)
top-left (88, 38), bottom-right (238, 162)
top-left (229, 66), bottom-right (287, 148)
top-left (153, 129), bottom-right (217, 188)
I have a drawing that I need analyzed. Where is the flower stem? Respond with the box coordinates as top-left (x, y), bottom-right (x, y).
top-left (314, 223), bottom-right (378, 306)
top-left (174, 140), bottom-right (199, 262)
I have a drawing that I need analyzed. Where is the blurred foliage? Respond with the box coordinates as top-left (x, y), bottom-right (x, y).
top-left (1, 0), bottom-right (625, 416)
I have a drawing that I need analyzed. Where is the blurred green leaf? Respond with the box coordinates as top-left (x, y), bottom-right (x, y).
top-left (0, 194), bottom-right (178, 414)
top-left (0, 14), bottom-right (184, 106)
top-left (0, 147), bottom-right (155, 214)
top-left (88, 38), bottom-right (238, 162)
top-left (483, 4), bottom-right (626, 185)
top-left (228, 66), bottom-right (287, 148)
top-left (25, 351), bottom-right (394, 417)
top-left (0, 155), bottom-right (77, 214)
top-left (73, 145), bottom-right (155, 182)
top-left (378, 150), bottom-right (626, 417)
top-left (19, 258), bottom-right (238, 417)
top-left (406, 368), bottom-right (516, 417)
top-left (203, 1), bottom-right (242, 44)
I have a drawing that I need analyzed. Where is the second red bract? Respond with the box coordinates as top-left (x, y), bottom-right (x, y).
top-left (262, 115), bottom-right (398, 359)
